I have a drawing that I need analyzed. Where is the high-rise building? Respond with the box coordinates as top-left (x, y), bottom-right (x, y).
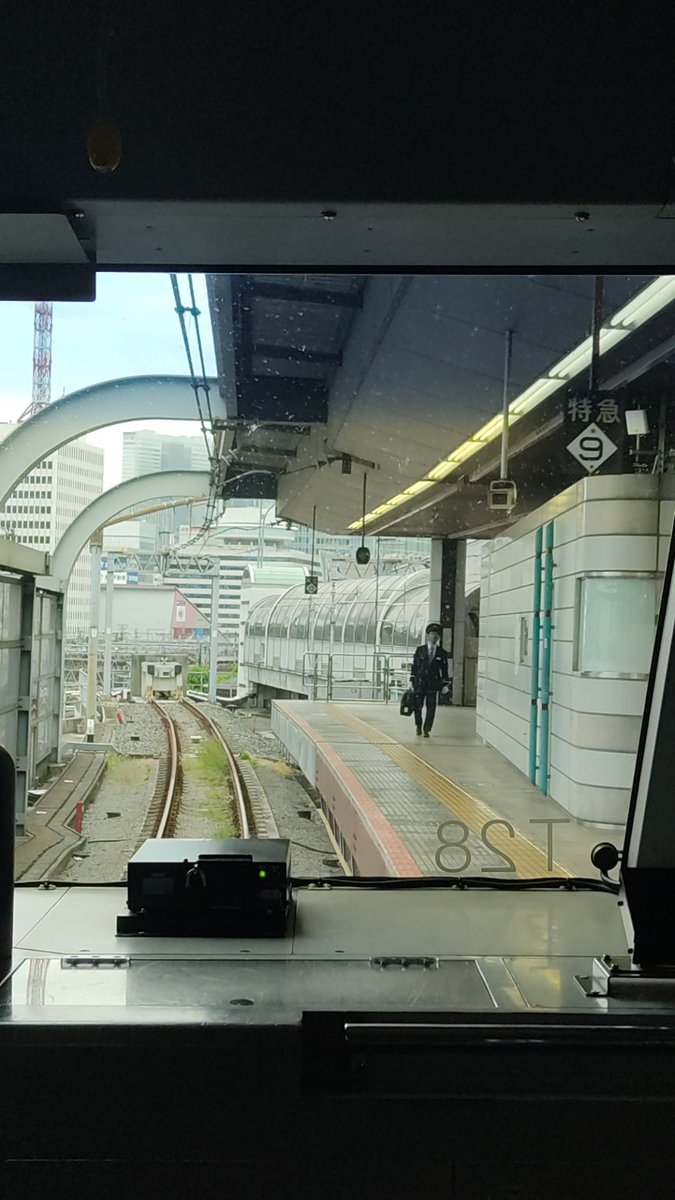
top-left (121, 430), bottom-right (211, 543)
top-left (0, 427), bottom-right (105, 635)
top-left (102, 521), bottom-right (158, 556)
top-left (121, 430), bottom-right (162, 479)
top-left (164, 506), bottom-right (314, 653)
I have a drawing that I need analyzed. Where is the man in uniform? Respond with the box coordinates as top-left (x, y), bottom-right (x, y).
top-left (410, 622), bottom-right (450, 738)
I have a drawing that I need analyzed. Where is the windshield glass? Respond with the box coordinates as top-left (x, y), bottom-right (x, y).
top-left (1, 271), bottom-right (669, 887)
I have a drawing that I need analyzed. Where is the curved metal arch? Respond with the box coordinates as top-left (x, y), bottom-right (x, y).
top-left (0, 375), bottom-right (221, 509)
top-left (47, 470), bottom-right (212, 586)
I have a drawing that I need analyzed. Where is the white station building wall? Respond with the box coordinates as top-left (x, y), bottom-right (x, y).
top-left (476, 474), bottom-right (675, 825)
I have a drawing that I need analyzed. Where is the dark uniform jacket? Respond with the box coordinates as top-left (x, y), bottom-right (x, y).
top-left (410, 644), bottom-right (450, 694)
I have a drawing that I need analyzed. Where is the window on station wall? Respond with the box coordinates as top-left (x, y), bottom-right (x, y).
top-left (329, 603), bottom-right (344, 642)
top-left (343, 607), bottom-right (359, 643)
top-left (390, 604), bottom-right (411, 648)
top-left (575, 574), bottom-right (660, 676)
top-left (331, 594), bottom-right (356, 642)
top-left (312, 599), bottom-right (331, 642)
top-left (379, 618), bottom-right (394, 647)
top-left (268, 601), bottom-right (291, 639)
top-left (410, 602), bottom-right (427, 646)
top-left (288, 602), bottom-right (305, 641)
top-left (364, 604), bottom-right (380, 644)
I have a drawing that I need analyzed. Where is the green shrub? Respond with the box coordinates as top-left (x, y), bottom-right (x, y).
top-left (196, 738), bottom-right (228, 778)
top-left (187, 666), bottom-right (238, 689)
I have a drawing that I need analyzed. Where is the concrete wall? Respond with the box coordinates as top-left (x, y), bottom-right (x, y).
top-left (271, 703), bottom-right (317, 787)
top-left (476, 474), bottom-right (675, 825)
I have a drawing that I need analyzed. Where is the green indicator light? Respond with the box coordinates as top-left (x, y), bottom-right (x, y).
top-left (258, 869), bottom-right (267, 879)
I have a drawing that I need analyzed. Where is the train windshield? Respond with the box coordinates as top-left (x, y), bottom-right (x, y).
top-left (1, 271), bottom-right (671, 885)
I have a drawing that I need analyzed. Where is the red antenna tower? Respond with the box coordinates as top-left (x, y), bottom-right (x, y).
top-left (18, 301), bottom-right (53, 422)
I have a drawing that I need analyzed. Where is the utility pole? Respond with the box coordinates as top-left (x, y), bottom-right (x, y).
top-left (208, 567), bottom-right (220, 703)
top-left (102, 557), bottom-right (114, 694)
top-left (86, 532), bottom-right (103, 735)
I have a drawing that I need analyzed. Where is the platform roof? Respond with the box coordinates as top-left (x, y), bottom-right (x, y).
top-left (208, 273), bottom-right (675, 538)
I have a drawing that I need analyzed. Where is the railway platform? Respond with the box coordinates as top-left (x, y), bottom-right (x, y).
top-left (272, 701), bottom-right (617, 879)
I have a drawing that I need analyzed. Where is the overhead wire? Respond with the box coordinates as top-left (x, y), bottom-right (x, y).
top-left (170, 272), bottom-right (220, 537)
top-left (170, 272), bottom-right (214, 470)
top-left (188, 273), bottom-right (214, 427)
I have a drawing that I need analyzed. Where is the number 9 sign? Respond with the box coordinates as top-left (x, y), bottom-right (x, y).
top-left (567, 421), bottom-right (617, 474)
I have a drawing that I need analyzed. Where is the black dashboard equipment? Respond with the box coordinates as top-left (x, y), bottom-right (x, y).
top-left (117, 838), bottom-right (291, 937)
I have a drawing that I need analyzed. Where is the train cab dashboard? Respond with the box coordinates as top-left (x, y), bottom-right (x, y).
top-left (3, 880), bottom-right (675, 1198)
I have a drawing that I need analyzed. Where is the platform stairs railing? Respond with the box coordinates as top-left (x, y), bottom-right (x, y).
top-left (301, 651), bottom-right (414, 702)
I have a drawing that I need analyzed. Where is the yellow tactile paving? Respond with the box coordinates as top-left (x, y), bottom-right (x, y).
top-left (325, 704), bottom-right (571, 879)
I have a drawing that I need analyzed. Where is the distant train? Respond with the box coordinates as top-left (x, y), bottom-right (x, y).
top-left (130, 657), bottom-right (185, 700)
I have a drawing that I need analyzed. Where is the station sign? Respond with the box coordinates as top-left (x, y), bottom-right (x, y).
top-left (564, 390), bottom-right (623, 475)
top-left (566, 422), bottom-right (618, 474)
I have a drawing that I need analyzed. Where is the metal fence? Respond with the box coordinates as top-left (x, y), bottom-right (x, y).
top-left (301, 651), bottom-right (413, 701)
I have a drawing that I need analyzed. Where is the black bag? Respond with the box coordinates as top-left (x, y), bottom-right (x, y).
top-left (399, 688), bottom-right (415, 716)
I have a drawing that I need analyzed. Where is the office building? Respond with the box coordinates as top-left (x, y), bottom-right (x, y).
top-left (0, 426), bottom-right (105, 634)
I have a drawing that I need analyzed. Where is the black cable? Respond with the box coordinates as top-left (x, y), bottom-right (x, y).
top-left (290, 874), bottom-right (619, 894)
top-left (14, 880), bottom-right (126, 888)
top-left (15, 871), bottom-right (616, 894)
top-left (290, 838), bottom-right (337, 855)
top-left (170, 273), bottom-right (213, 469)
top-left (17, 875), bottom-right (617, 893)
top-left (170, 274), bottom-right (199, 384)
top-left (188, 273), bottom-right (214, 427)
top-left (168, 273), bottom-right (220, 545)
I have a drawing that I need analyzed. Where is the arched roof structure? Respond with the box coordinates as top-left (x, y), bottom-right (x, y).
top-left (47, 470), bottom-right (211, 585)
top-left (0, 376), bottom-right (220, 508)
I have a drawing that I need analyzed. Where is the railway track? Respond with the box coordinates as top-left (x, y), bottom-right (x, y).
top-left (142, 698), bottom-right (254, 843)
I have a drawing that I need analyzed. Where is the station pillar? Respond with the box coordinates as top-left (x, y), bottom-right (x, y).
top-left (428, 538), bottom-right (467, 705)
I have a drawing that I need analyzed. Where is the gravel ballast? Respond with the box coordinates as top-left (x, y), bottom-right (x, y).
top-left (58, 699), bottom-right (345, 882)
top-left (203, 703), bottom-right (344, 878)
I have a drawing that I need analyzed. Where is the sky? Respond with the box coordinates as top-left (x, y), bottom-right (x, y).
top-left (0, 273), bottom-right (217, 487)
